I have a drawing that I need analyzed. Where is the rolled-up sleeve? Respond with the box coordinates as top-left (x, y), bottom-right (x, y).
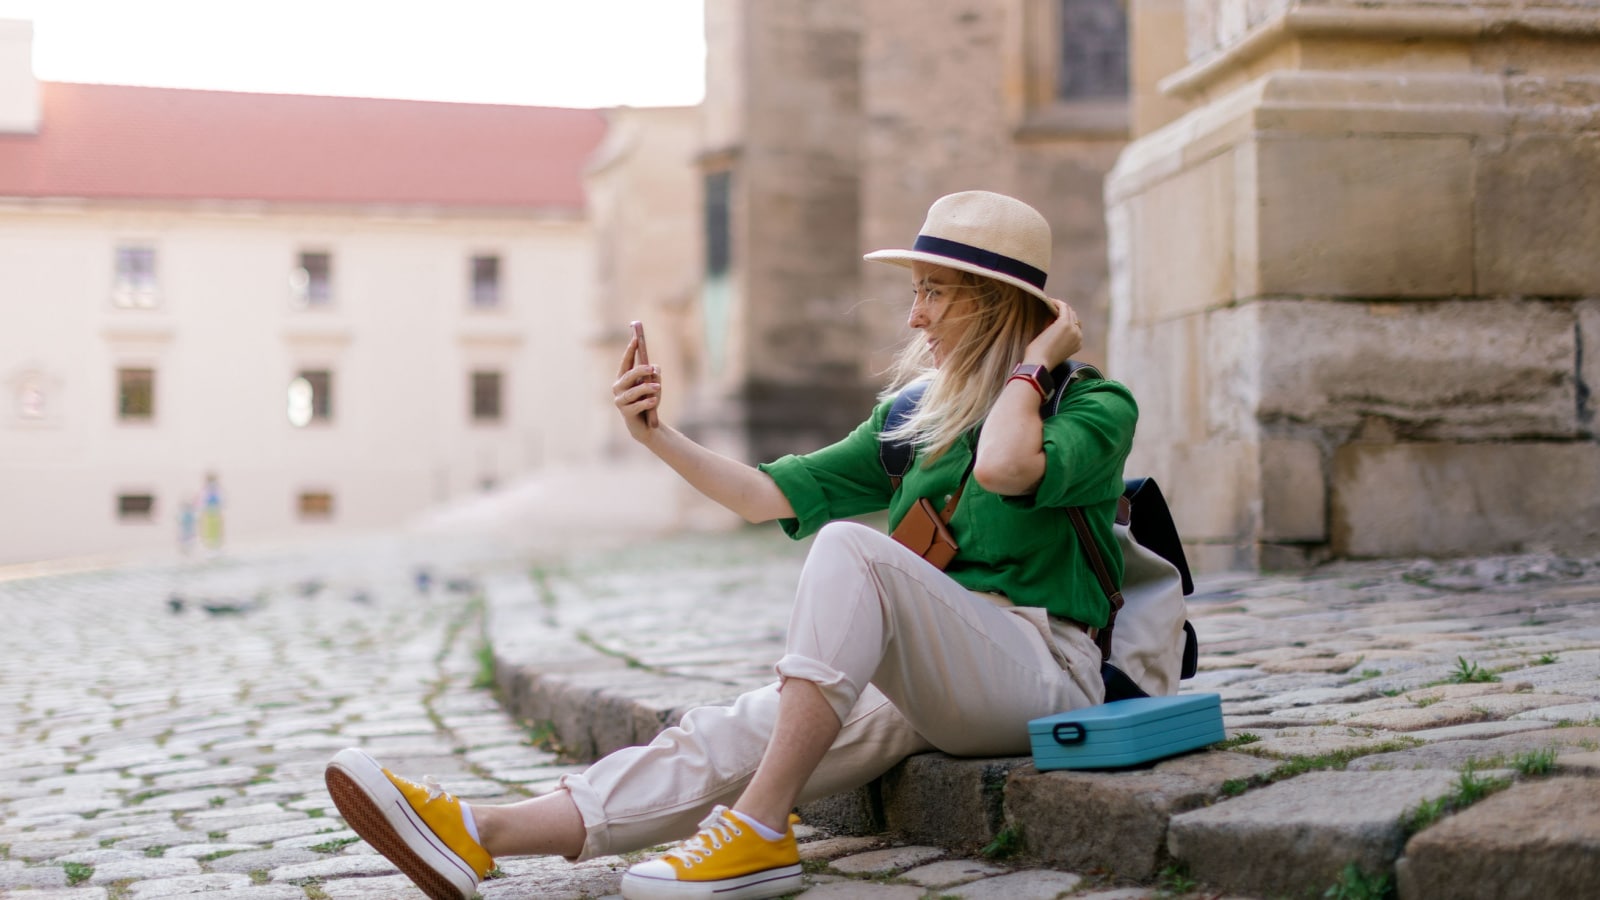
top-left (758, 403), bottom-right (894, 539)
top-left (1004, 382), bottom-right (1137, 510)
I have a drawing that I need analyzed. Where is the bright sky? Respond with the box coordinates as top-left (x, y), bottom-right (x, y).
top-left (0, 0), bottom-right (705, 108)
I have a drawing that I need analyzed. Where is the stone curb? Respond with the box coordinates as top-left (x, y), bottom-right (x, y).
top-left (482, 544), bottom-right (1600, 899)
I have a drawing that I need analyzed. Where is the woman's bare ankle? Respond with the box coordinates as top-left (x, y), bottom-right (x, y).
top-left (476, 792), bottom-right (586, 859)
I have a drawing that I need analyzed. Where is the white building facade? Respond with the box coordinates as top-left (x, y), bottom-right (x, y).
top-left (0, 20), bottom-right (613, 564)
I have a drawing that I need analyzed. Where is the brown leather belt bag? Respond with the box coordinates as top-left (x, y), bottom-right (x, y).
top-left (890, 495), bottom-right (960, 570)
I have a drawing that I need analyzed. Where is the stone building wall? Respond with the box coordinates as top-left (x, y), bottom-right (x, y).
top-left (1111, 0), bottom-right (1600, 568)
top-left (694, 0), bottom-right (1133, 461)
top-left (858, 0), bottom-right (1129, 376)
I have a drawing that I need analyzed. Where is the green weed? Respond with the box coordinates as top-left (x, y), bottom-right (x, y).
top-left (1403, 763), bottom-right (1512, 835)
top-left (472, 641), bottom-right (497, 690)
top-left (64, 862), bottom-right (93, 886)
top-left (980, 824), bottom-right (1024, 860)
top-left (1446, 657), bottom-right (1499, 684)
top-left (1158, 863), bottom-right (1198, 894)
top-left (1511, 748), bottom-right (1557, 776)
top-left (1324, 861), bottom-right (1395, 900)
top-left (309, 837), bottom-right (361, 854)
top-left (1214, 732), bottom-right (1262, 751)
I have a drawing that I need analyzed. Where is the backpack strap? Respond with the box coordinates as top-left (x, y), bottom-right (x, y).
top-left (879, 380), bottom-right (928, 489)
top-left (1066, 506), bottom-right (1123, 661)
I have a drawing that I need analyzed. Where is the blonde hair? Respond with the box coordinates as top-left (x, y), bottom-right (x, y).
top-left (879, 271), bottom-right (1053, 463)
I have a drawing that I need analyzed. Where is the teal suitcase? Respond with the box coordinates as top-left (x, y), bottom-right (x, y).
top-left (1029, 693), bottom-right (1225, 771)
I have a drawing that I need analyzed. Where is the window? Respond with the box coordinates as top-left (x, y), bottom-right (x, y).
top-left (471, 255), bottom-right (501, 308)
top-left (297, 491), bottom-right (335, 520)
top-left (117, 493), bottom-right (155, 521)
top-left (1020, 0), bottom-right (1130, 135)
top-left (471, 371), bottom-right (503, 422)
top-left (117, 368), bottom-right (155, 421)
top-left (290, 251), bottom-right (333, 307)
top-left (287, 370), bottom-right (333, 426)
top-left (15, 374), bottom-right (46, 421)
top-left (704, 170), bottom-right (731, 279)
top-left (113, 245), bottom-right (159, 308)
top-left (1056, 0), bottom-right (1129, 101)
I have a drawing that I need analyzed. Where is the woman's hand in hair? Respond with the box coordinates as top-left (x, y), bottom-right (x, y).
top-left (613, 335), bottom-right (663, 443)
top-left (1023, 297), bottom-right (1084, 369)
top-left (974, 298), bottom-right (1082, 496)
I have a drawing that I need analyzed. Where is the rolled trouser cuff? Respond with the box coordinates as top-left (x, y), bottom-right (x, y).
top-left (773, 652), bottom-right (858, 726)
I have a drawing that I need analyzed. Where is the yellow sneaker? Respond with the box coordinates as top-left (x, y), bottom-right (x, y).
top-left (325, 748), bottom-right (493, 900)
top-left (621, 805), bottom-right (802, 900)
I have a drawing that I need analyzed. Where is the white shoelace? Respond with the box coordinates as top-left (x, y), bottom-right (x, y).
top-left (665, 807), bottom-right (743, 867)
top-left (394, 772), bottom-right (453, 805)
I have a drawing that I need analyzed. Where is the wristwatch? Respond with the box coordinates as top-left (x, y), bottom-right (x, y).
top-left (1007, 363), bottom-right (1055, 401)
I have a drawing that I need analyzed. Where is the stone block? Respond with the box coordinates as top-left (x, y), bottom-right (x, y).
top-left (1254, 135), bottom-right (1475, 297)
top-left (878, 754), bottom-right (1024, 852)
top-left (798, 785), bottom-right (883, 837)
top-left (1167, 769), bottom-right (1460, 897)
top-left (1260, 438), bottom-right (1325, 542)
top-left (1112, 313), bottom-right (1212, 451)
top-left (1123, 148), bottom-right (1238, 323)
top-left (1397, 778), bottom-right (1600, 900)
top-left (1252, 297), bottom-right (1581, 440)
top-left (1581, 299), bottom-right (1600, 431)
top-left (940, 870), bottom-right (1085, 899)
top-left (1477, 132), bottom-right (1600, 297)
top-left (828, 845), bottom-right (946, 875)
top-left (1346, 726), bottom-right (1600, 772)
top-left (1330, 441), bottom-right (1600, 558)
top-left (1004, 751), bottom-right (1279, 881)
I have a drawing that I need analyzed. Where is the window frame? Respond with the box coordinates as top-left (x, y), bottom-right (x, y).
top-left (112, 244), bottom-right (160, 309)
top-left (297, 490), bottom-right (335, 521)
top-left (116, 367), bottom-right (157, 423)
top-left (289, 369), bottom-right (335, 426)
top-left (291, 250), bottom-right (334, 308)
top-left (1018, 0), bottom-right (1131, 138)
top-left (470, 254), bottom-right (502, 309)
top-left (470, 370), bottom-right (504, 424)
top-left (116, 492), bottom-right (157, 522)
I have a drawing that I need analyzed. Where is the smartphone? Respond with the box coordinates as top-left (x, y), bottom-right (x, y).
top-left (629, 320), bottom-right (658, 427)
top-left (630, 320), bottom-right (650, 366)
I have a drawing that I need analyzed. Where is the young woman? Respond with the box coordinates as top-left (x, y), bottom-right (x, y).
top-left (324, 191), bottom-right (1137, 900)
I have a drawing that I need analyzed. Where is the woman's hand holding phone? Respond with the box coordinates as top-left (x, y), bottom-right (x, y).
top-left (614, 320), bottom-right (661, 437)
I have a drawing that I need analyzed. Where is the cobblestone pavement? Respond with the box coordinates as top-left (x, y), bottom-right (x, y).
top-left (5, 528), bottom-right (1600, 899)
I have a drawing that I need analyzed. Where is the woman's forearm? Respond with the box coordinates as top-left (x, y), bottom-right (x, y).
top-left (641, 424), bottom-right (796, 523)
top-left (972, 379), bottom-right (1047, 496)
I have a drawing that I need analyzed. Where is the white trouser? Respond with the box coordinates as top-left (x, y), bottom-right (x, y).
top-left (559, 521), bottom-right (1104, 860)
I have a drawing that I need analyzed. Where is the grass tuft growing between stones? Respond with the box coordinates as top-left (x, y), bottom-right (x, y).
top-left (1402, 762), bottom-right (1513, 836)
top-left (980, 823), bottom-right (1024, 860)
top-left (1213, 732), bottom-right (1262, 751)
top-left (1323, 861), bottom-right (1395, 900)
top-left (309, 837), bottom-right (362, 854)
top-left (63, 861), bottom-right (93, 886)
top-left (1157, 862), bottom-right (1198, 894)
top-left (472, 641), bottom-right (497, 690)
top-left (1444, 656), bottom-right (1499, 685)
top-left (1220, 738), bottom-right (1425, 797)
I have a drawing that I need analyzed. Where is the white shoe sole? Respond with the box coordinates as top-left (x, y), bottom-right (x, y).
top-left (325, 747), bottom-right (479, 900)
top-left (620, 863), bottom-right (803, 900)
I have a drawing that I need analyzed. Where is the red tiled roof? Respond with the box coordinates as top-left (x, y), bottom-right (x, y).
top-left (0, 82), bottom-right (608, 209)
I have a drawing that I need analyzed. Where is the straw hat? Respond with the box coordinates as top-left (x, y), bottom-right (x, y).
top-left (864, 191), bottom-right (1051, 303)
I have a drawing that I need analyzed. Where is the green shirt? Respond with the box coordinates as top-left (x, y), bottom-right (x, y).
top-left (758, 377), bottom-right (1138, 627)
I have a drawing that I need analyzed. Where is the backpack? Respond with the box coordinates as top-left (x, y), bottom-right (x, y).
top-left (879, 362), bottom-right (1198, 701)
